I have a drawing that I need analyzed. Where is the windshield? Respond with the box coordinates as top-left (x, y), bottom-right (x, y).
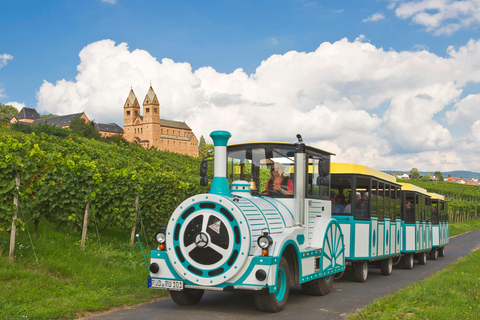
top-left (227, 145), bottom-right (295, 198)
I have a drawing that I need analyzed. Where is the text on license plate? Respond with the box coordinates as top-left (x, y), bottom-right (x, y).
top-left (151, 279), bottom-right (183, 291)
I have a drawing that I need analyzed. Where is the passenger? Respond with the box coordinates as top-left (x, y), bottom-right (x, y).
top-left (265, 162), bottom-right (293, 196)
top-left (331, 192), bottom-right (345, 213)
top-left (343, 192), bottom-right (361, 214)
top-left (356, 192), bottom-right (369, 218)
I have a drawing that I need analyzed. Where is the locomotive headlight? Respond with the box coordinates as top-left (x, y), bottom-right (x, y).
top-left (257, 233), bottom-right (273, 249)
top-left (155, 231), bottom-right (166, 244)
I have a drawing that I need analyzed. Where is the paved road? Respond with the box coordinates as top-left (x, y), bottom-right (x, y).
top-left (85, 230), bottom-right (480, 320)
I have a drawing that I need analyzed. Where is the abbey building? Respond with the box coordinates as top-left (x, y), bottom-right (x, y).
top-left (123, 86), bottom-right (199, 157)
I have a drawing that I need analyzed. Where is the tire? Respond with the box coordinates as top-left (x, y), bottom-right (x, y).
top-left (170, 288), bottom-right (205, 305)
top-left (403, 253), bottom-right (414, 270)
top-left (438, 246), bottom-right (445, 257)
top-left (417, 252), bottom-right (427, 265)
top-left (353, 261), bottom-right (368, 282)
top-left (301, 275), bottom-right (333, 296)
top-left (254, 256), bottom-right (290, 312)
top-left (380, 258), bottom-right (393, 276)
top-left (429, 249), bottom-right (438, 260)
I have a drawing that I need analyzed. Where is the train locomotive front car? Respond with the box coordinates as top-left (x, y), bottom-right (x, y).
top-left (148, 131), bottom-right (345, 312)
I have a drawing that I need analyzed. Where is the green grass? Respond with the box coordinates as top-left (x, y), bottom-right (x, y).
top-left (449, 219), bottom-right (480, 237)
top-left (349, 219), bottom-right (480, 320)
top-left (0, 222), bottom-right (166, 320)
top-left (348, 248), bottom-right (480, 320)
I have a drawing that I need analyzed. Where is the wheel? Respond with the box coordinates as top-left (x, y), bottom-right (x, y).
top-left (254, 256), bottom-right (290, 312)
top-left (353, 261), bottom-right (368, 282)
top-left (403, 253), bottom-right (414, 270)
top-left (170, 288), bottom-right (205, 305)
top-left (417, 252), bottom-right (427, 265)
top-left (438, 246), bottom-right (445, 257)
top-left (301, 275), bottom-right (333, 296)
top-left (429, 249), bottom-right (438, 260)
top-left (334, 270), bottom-right (345, 280)
top-left (380, 258), bottom-right (393, 276)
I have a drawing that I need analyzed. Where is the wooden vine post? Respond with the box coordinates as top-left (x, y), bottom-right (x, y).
top-left (80, 186), bottom-right (92, 249)
top-left (130, 193), bottom-right (140, 246)
top-left (9, 172), bottom-right (21, 261)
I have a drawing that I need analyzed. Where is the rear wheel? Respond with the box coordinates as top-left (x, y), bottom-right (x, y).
top-left (170, 288), bottom-right (205, 305)
top-left (417, 252), bottom-right (427, 265)
top-left (380, 258), bottom-right (393, 276)
top-left (403, 253), bottom-right (414, 270)
top-left (429, 249), bottom-right (438, 260)
top-left (353, 261), bottom-right (368, 282)
top-left (301, 275), bottom-right (333, 296)
top-left (254, 256), bottom-right (290, 312)
top-left (438, 246), bottom-right (445, 257)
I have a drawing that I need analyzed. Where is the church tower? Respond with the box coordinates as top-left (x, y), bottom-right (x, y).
top-left (142, 85), bottom-right (161, 146)
top-left (123, 88), bottom-right (140, 141)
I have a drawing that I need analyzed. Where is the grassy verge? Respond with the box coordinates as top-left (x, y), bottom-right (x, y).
top-left (348, 248), bottom-right (480, 320)
top-left (349, 219), bottom-right (480, 320)
top-left (0, 222), bottom-right (166, 319)
top-left (449, 219), bottom-right (480, 237)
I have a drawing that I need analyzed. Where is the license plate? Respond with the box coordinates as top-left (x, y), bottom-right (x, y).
top-left (151, 278), bottom-right (184, 291)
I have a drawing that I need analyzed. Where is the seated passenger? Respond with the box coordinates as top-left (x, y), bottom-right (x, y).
top-left (265, 162), bottom-right (293, 196)
top-left (331, 191), bottom-right (345, 213)
top-left (343, 192), bottom-right (361, 214)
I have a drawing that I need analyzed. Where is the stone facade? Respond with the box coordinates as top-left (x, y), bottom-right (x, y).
top-left (123, 86), bottom-right (199, 157)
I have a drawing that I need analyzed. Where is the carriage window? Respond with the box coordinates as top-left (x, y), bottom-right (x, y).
top-left (403, 192), bottom-right (415, 224)
top-left (431, 201), bottom-right (439, 224)
top-left (354, 177), bottom-right (370, 220)
top-left (377, 182), bottom-right (385, 221)
top-left (330, 176), bottom-right (352, 216)
top-left (394, 187), bottom-right (401, 220)
top-left (425, 198), bottom-right (431, 222)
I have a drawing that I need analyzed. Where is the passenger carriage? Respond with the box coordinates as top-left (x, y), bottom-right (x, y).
top-left (428, 193), bottom-right (449, 259)
top-left (148, 131), bottom-right (345, 312)
top-left (399, 183), bottom-right (432, 268)
top-left (330, 163), bottom-right (402, 282)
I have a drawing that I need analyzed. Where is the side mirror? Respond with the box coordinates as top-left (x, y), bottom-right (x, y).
top-left (319, 158), bottom-right (330, 176)
top-left (200, 159), bottom-right (210, 186)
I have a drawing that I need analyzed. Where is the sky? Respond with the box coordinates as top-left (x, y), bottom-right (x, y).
top-left (2, 0), bottom-right (480, 173)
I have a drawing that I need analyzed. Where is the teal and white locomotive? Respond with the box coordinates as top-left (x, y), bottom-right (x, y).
top-left (148, 131), bottom-right (345, 312)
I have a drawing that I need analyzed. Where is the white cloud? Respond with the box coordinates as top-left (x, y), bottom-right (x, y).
top-left (36, 38), bottom-right (480, 172)
top-left (446, 93), bottom-right (480, 129)
top-left (0, 53), bottom-right (13, 68)
top-left (392, 0), bottom-right (480, 35)
top-left (363, 13), bottom-right (385, 22)
top-left (101, 0), bottom-right (116, 4)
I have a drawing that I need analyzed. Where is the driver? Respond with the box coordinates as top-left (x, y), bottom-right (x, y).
top-left (265, 162), bottom-right (293, 196)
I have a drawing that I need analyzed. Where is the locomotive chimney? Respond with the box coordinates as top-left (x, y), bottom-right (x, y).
top-left (294, 134), bottom-right (306, 226)
top-left (209, 130), bottom-right (232, 197)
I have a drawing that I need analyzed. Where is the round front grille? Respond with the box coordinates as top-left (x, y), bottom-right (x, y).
top-left (166, 195), bottom-right (250, 286)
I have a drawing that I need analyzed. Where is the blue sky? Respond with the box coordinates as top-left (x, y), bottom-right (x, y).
top-left (2, 0), bottom-right (480, 172)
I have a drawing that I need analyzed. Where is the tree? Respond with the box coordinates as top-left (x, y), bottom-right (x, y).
top-left (40, 113), bottom-right (58, 118)
top-left (410, 168), bottom-right (420, 180)
top-left (69, 117), bottom-right (101, 140)
top-left (198, 135), bottom-right (207, 158)
top-left (448, 173), bottom-right (451, 178)
top-left (0, 103), bottom-right (18, 118)
top-left (421, 174), bottom-right (432, 181)
top-left (434, 171), bottom-right (444, 182)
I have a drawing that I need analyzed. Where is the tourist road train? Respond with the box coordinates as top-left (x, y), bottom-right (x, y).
top-left (146, 131), bottom-right (449, 312)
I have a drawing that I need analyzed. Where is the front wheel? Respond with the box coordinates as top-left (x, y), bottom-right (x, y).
top-left (301, 275), bottom-right (333, 296)
top-left (403, 253), bottom-right (414, 270)
top-left (417, 252), bottom-right (427, 265)
top-left (170, 288), bottom-right (205, 305)
top-left (438, 246), bottom-right (445, 257)
top-left (380, 258), bottom-right (393, 276)
top-left (254, 256), bottom-right (290, 312)
top-left (353, 261), bottom-right (368, 282)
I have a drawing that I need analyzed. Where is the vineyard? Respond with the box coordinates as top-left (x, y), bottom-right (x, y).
top-left (0, 128), bottom-right (206, 259)
top-left (398, 179), bottom-right (480, 223)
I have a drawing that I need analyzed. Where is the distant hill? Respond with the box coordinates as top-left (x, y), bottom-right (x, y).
top-left (382, 170), bottom-right (480, 180)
